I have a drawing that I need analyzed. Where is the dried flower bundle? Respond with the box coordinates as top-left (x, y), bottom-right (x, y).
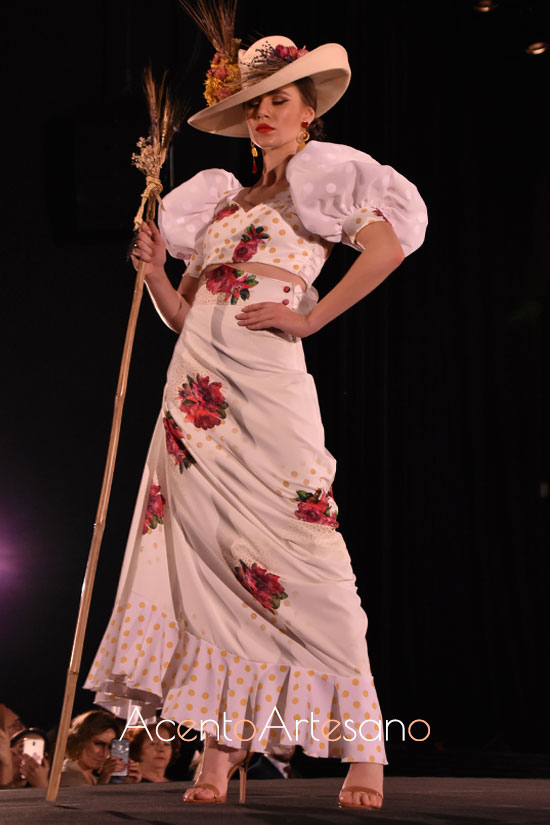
top-left (178, 0), bottom-right (242, 106)
top-left (177, 2), bottom-right (310, 107)
top-left (131, 65), bottom-right (188, 230)
top-left (178, 0), bottom-right (240, 60)
top-left (243, 42), bottom-right (309, 86)
top-left (45, 63), bottom-right (189, 811)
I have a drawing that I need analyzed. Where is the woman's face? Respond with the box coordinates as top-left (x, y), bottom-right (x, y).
top-left (138, 734), bottom-right (172, 773)
top-left (78, 728), bottom-right (117, 772)
top-left (0, 706), bottom-right (24, 737)
top-left (245, 83), bottom-right (315, 152)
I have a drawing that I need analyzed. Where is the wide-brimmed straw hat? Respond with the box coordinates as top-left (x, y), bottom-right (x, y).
top-left (188, 35), bottom-right (351, 137)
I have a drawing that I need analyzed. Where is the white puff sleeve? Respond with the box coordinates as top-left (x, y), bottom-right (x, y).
top-left (158, 168), bottom-right (241, 277)
top-left (287, 141), bottom-right (428, 257)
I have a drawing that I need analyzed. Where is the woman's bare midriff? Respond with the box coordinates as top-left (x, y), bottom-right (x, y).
top-left (203, 261), bottom-right (307, 293)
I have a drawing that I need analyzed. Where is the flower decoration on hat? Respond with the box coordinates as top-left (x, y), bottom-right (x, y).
top-left (179, 0), bottom-right (351, 136)
top-left (179, 0), bottom-right (242, 106)
top-left (205, 51), bottom-right (241, 105)
top-left (243, 42), bottom-right (309, 86)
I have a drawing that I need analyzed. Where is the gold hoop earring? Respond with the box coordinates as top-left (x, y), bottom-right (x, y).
top-left (297, 121), bottom-right (310, 152)
top-left (250, 140), bottom-right (259, 174)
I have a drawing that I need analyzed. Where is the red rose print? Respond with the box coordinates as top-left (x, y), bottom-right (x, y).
top-left (163, 412), bottom-right (196, 472)
top-left (205, 265), bottom-right (259, 305)
top-left (205, 264), bottom-right (238, 295)
top-left (177, 374), bottom-right (229, 430)
top-left (233, 240), bottom-right (258, 262)
top-left (231, 223), bottom-right (269, 265)
top-left (213, 202), bottom-right (239, 222)
top-left (294, 486), bottom-right (339, 528)
top-left (143, 483), bottom-right (166, 534)
top-left (234, 560), bottom-right (288, 613)
top-left (245, 225), bottom-right (270, 243)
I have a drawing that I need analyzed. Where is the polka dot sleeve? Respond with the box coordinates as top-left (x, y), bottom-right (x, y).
top-left (287, 140), bottom-right (428, 257)
top-left (158, 168), bottom-right (242, 277)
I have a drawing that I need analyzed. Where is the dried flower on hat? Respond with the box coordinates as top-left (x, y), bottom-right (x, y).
top-left (180, 2), bottom-right (351, 135)
top-left (179, 0), bottom-right (242, 106)
top-left (204, 50), bottom-right (241, 105)
top-left (250, 42), bottom-right (309, 72)
top-left (244, 42), bottom-right (309, 86)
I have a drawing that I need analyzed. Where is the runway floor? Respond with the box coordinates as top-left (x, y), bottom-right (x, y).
top-left (1, 776), bottom-right (550, 825)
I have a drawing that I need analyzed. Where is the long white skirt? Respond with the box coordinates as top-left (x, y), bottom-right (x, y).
top-left (84, 267), bottom-right (388, 764)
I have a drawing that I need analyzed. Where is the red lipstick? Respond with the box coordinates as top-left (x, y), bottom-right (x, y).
top-left (256, 124), bottom-right (274, 133)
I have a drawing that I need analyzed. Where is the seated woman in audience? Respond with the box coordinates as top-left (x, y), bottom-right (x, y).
top-left (1, 706), bottom-right (46, 789)
top-left (9, 728), bottom-right (50, 789)
top-left (127, 722), bottom-right (180, 782)
top-left (0, 704), bottom-right (25, 740)
top-left (60, 709), bottom-right (141, 786)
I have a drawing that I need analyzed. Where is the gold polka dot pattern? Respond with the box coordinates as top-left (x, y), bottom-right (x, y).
top-left (180, 187), bottom-right (328, 289)
top-left (84, 190), bottom-right (393, 770)
top-left (346, 208), bottom-right (390, 249)
top-left (84, 592), bottom-right (387, 764)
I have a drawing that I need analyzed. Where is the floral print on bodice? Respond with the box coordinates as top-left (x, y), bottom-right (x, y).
top-left (194, 190), bottom-right (329, 285)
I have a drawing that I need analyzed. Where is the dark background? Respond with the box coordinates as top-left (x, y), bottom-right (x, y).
top-left (1, 0), bottom-right (548, 776)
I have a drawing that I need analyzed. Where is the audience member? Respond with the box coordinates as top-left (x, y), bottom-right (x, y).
top-left (127, 722), bottom-right (180, 783)
top-left (61, 709), bottom-right (140, 786)
top-left (9, 729), bottom-right (50, 789)
top-left (1, 704), bottom-right (26, 788)
top-left (0, 705), bottom-right (25, 739)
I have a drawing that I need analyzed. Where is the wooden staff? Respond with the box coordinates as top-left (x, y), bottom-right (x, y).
top-left (46, 69), bottom-right (185, 803)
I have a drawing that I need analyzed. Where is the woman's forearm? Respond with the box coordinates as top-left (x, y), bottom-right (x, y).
top-left (145, 267), bottom-right (190, 334)
top-left (308, 223), bottom-right (405, 334)
top-left (0, 732), bottom-right (13, 787)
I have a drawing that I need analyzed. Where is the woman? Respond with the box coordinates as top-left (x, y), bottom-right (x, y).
top-left (0, 706), bottom-right (41, 789)
top-left (84, 30), bottom-right (427, 810)
top-left (8, 729), bottom-right (50, 789)
top-left (127, 723), bottom-right (180, 782)
top-left (60, 710), bottom-right (140, 786)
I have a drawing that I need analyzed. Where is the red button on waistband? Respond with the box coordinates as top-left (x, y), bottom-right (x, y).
top-left (282, 299), bottom-right (289, 305)
top-left (283, 285), bottom-right (291, 292)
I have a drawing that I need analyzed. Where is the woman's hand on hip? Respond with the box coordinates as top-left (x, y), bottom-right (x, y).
top-left (235, 302), bottom-right (313, 338)
top-left (130, 220), bottom-right (166, 279)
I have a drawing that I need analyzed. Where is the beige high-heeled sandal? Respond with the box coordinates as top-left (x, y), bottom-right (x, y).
top-left (338, 785), bottom-right (384, 809)
top-left (183, 749), bottom-right (254, 805)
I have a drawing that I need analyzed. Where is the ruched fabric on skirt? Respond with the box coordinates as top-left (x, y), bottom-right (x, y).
top-left (84, 268), bottom-right (388, 764)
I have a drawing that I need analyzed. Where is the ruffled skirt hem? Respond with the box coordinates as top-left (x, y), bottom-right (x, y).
top-left (84, 591), bottom-right (388, 764)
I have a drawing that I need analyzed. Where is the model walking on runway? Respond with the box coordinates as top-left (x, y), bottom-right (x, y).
top-left (84, 9), bottom-right (428, 810)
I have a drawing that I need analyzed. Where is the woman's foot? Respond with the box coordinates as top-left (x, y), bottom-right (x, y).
top-left (338, 761), bottom-right (384, 809)
top-left (183, 734), bottom-right (248, 802)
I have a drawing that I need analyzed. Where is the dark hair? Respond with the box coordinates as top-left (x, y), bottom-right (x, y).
top-left (66, 710), bottom-right (121, 760)
top-left (127, 722), bottom-right (180, 766)
top-left (293, 77), bottom-right (325, 140)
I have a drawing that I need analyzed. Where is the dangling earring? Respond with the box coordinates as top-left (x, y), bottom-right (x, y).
top-left (297, 120), bottom-right (310, 152)
top-left (250, 140), bottom-right (259, 174)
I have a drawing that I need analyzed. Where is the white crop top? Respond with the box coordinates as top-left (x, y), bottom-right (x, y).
top-left (158, 141), bottom-right (428, 312)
